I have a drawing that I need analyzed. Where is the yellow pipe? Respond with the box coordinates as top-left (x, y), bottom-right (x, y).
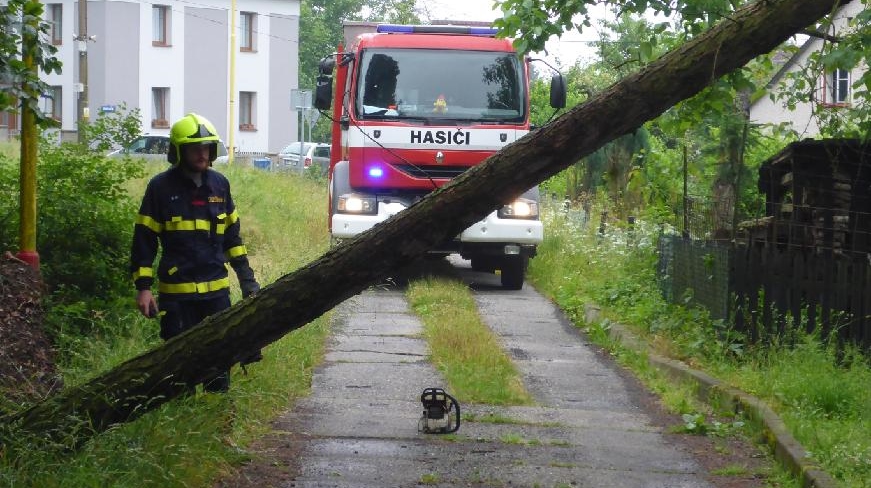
top-left (17, 1), bottom-right (40, 269)
top-left (227, 0), bottom-right (236, 165)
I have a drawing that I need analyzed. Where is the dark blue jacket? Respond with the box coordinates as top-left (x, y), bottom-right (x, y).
top-left (130, 166), bottom-right (252, 300)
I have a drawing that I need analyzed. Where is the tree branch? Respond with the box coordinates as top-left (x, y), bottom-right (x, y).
top-left (799, 28), bottom-right (842, 43)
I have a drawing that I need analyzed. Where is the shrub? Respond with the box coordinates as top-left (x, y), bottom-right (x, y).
top-left (77, 103), bottom-right (143, 152)
top-left (0, 135), bottom-right (144, 337)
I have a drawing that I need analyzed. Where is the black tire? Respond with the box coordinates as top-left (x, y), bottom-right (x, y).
top-left (500, 255), bottom-right (527, 290)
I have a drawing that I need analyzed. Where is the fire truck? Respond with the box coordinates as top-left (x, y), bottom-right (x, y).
top-left (314, 24), bottom-right (566, 289)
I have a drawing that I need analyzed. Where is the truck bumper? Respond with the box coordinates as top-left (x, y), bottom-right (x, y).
top-left (331, 202), bottom-right (543, 246)
top-left (458, 213), bottom-right (543, 244)
top-left (331, 202), bottom-right (408, 238)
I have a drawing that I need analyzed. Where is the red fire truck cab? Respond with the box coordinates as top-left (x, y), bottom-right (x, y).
top-left (314, 24), bottom-right (566, 289)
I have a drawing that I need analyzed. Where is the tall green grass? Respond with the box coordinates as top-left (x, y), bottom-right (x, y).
top-left (407, 276), bottom-right (533, 405)
top-left (2, 161), bottom-right (332, 487)
top-left (528, 206), bottom-right (871, 488)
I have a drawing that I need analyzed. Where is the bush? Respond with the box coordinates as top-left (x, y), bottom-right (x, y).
top-left (77, 103), bottom-right (143, 152)
top-left (0, 135), bottom-right (144, 336)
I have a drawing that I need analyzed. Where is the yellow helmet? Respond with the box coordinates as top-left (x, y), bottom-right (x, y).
top-left (168, 113), bottom-right (220, 164)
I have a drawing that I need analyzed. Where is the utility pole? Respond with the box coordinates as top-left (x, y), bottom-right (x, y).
top-left (76, 0), bottom-right (88, 142)
top-left (227, 0), bottom-right (237, 164)
top-left (17, 0), bottom-right (41, 270)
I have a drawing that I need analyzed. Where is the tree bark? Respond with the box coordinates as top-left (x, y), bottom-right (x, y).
top-left (2, 0), bottom-right (847, 446)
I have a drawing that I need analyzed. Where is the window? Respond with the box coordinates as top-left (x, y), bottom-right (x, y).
top-left (0, 88), bottom-right (17, 130)
top-left (47, 4), bottom-right (62, 45)
top-left (239, 91), bottom-right (256, 130)
top-left (152, 87), bottom-right (169, 127)
top-left (43, 86), bottom-right (61, 120)
top-left (830, 68), bottom-right (850, 104)
top-left (0, 90), bottom-right (17, 130)
top-left (356, 49), bottom-right (524, 122)
top-left (822, 68), bottom-right (851, 106)
top-left (240, 12), bottom-right (256, 52)
top-left (152, 5), bottom-right (170, 46)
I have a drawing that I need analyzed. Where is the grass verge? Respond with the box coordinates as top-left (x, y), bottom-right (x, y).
top-left (528, 206), bottom-right (870, 488)
top-left (407, 276), bottom-right (533, 406)
top-left (1, 161), bottom-right (332, 487)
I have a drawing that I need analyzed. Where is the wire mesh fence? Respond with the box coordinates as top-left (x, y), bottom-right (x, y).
top-left (657, 198), bottom-right (871, 350)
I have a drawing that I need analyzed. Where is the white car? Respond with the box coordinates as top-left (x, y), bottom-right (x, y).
top-left (107, 135), bottom-right (230, 164)
top-left (278, 142), bottom-right (330, 174)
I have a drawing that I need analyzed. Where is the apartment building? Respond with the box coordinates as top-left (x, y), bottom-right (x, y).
top-left (3, 0), bottom-right (300, 153)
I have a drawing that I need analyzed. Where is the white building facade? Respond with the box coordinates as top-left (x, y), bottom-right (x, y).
top-left (749, 2), bottom-right (867, 138)
top-left (6, 0), bottom-right (300, 153)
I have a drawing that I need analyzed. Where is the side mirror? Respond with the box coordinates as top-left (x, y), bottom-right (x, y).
top-left (319, 56), bottom-right (336, 74)
top-left (314, 56), bottom-right (337, 111)
top-left (550, 73), bottom-right (567, 109)
top-left (314, 74), bottom-right (333, 111)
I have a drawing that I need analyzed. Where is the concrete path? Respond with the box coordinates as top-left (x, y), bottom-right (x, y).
top-left (267, 261), bottom-right (724, 488)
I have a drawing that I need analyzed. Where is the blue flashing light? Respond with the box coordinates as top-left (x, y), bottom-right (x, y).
top-left (376, 24), bottom-right (497, 37)
top-left (469, 27), bottom-right (499, 36)
top-left (368, 167), bottom-right (384, 178)
top-left (377, 25), bottom-right (414, 34)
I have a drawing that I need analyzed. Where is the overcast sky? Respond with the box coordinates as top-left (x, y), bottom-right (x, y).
top-left (419, 0), bottom-right (501, 23)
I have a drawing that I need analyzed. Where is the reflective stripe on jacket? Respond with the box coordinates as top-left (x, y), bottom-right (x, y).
top-left (130, 166), bottom-right (249, 299)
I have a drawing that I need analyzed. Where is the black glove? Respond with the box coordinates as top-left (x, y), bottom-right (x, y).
top-left (230, 256), bottom-right (258, 298)
top-left (240, 278), bottom-right (260, 298)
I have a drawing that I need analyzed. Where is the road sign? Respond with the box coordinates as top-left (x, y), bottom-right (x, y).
top-left (304, 108), bottom-right (320, 125)
top-left (291, 89), bottom-right (312, 110)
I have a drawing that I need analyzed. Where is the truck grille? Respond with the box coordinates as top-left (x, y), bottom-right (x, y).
top-left (392, 164), bottom-right (470, 179)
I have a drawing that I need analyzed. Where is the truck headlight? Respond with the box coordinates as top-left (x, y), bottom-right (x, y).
top-left (498, 198), bottom-right (539, 219)
top-left (337, 194), bottom-right (377, 214)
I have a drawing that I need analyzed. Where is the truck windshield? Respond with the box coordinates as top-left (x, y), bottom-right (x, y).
top-left (355, 48), bottom-right (525, 123)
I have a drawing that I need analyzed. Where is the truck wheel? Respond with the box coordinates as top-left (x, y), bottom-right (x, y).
top-left (500, 255), bottom-right (527, 290)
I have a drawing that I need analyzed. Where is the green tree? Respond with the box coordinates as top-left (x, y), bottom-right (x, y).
top-left (515, 1), bottom-right (812, 227)
top-left (499, 0), bottom-right (870, 140)
top-left (530, 60), bottom-right (617, 202)
top-left (531, 14), bottom-right (660, 206)
top-left (0, 0), bottom-right (62, 125)
top-left (589, 130), bottom-right (650, 215)
top-left (495, 0), bottom-right (766, 56)
top-left (2, 0), bottom-right (63, 268)
top-left (777, 4), bottom-right (871, 137)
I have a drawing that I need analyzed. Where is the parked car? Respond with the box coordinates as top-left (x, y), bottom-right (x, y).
top-left (278, 142), bottom-right (330, 174)
top-left (107, 135), bottom-right (230, 164)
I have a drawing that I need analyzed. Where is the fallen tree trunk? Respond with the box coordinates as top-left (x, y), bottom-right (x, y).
top-left (2, 0), bottom-right (846, 446)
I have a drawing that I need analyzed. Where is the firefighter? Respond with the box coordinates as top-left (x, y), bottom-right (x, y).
top-left (130, 112), bottom-right (260, 393)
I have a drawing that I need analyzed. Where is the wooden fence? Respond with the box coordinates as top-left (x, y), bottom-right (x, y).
top-left (730, 241), bottom-right (871, 350)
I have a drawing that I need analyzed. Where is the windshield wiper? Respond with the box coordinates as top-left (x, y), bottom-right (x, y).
top-left (363, 114), bottom-right (399, 120)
